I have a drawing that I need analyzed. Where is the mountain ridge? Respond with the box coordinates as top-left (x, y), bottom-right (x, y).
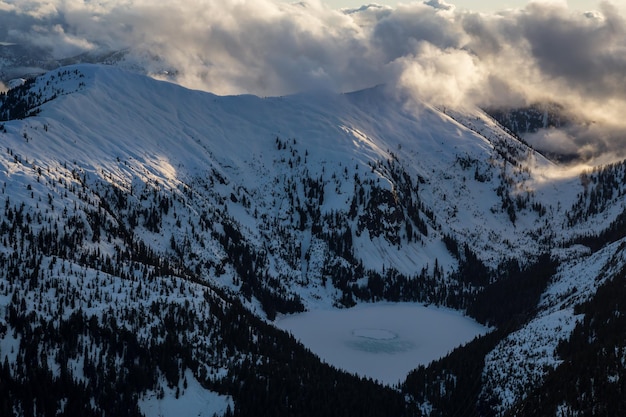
top-left (1, 64), bottom-right (626, 416)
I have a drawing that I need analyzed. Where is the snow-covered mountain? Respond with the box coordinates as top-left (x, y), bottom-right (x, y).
top-left (1, 64), bottom-right (625, 416)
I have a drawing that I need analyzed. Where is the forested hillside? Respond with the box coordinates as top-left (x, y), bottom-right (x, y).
top-left (1, 65), bottom-right (625, 416)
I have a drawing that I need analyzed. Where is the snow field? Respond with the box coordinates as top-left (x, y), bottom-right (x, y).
top-left (138, 369), bottom-right (232, 417)
top-left (276, 302), bottom-right (487, 386)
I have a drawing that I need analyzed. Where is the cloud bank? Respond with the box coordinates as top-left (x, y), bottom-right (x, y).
top-left (1, 0), bottom-right (625, 160)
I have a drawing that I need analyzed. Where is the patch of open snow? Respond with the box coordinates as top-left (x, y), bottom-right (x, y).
top-left (138, 369), bottom-right (233, 417)
top-left (276, 302), bottom-right (487, 386)
top-left (8, 78), bottom-right (26, 89)
top-left (0, 327), bottom-right (20, 365)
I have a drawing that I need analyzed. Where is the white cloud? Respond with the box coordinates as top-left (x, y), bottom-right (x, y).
top-left (390, 41), bottom-right (486, 109)
top-left (1, 0), bottom-right (625, 158)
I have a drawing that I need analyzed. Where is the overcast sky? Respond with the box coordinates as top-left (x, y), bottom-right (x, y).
top-left (1, 0), bottom-right (625, 159)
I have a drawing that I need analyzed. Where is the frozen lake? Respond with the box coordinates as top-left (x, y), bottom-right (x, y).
top-left (275, 303), bottom-right (488, 386)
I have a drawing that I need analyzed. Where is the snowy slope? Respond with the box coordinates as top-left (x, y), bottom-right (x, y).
top-left (1, 64), bottom-right (625, 416)
top-left (481, 239), bottom-right (626, 415)
top-left (1, 64), bottom-right (578, 281)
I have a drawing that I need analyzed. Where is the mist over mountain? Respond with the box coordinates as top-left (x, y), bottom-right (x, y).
top-left (1, 1), bottom-right (626, 416)
top-left (1, 0), bottom-right (626, 160)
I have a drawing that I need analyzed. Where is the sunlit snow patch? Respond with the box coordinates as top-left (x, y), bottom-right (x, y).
top-left (276, 303), bottom-right (487, 386)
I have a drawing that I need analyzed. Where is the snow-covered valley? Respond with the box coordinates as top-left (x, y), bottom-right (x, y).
top-left (1, 64), bottom-right (625, 416)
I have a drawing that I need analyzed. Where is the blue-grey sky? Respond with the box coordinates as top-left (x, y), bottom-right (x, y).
top-left (323, 0), bottom-right (623, 14)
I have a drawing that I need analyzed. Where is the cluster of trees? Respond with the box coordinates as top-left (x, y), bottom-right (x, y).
top-left (403, 330), bottom-right (506, 417)
top-left (506, 256), bottom-right (626, 416)
top-left (467, 253), bottom-right (557, 327)
top-left (567, 161), bottom-right (626, 226)
top-left (0, 69), bottom-right (86, 121)
top-left (485, 104), bottom-right (568, 137)
top-left (0, 78), bottom-right (39, 120)
top-left (402, 254), bottom-right (558, 416)
top-left (215, 220), bottom-right (304, 319)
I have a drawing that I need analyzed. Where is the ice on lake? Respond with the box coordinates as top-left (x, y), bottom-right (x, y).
top-left (275, 303), bottom-right (488, 386)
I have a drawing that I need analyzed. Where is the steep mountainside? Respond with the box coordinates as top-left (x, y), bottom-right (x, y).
top-left (1, 64), bottom-right (625, 416)
top-left (485, 103), bottom-right (570, 137)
